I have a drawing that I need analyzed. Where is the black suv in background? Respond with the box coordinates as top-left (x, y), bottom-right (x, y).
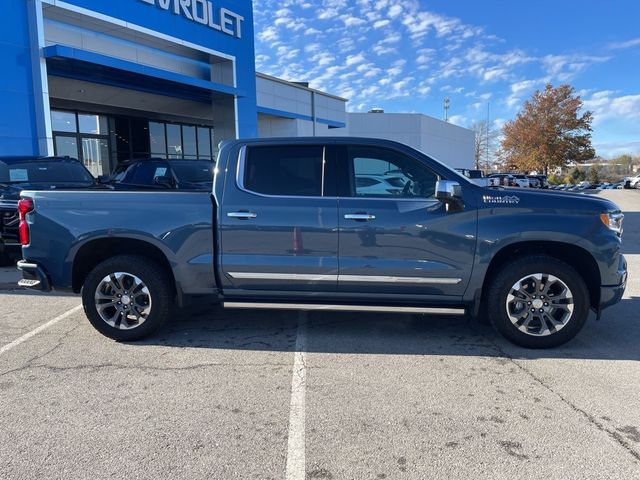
top-left (0, 156), bottom-right (98, 263)
top-left (106, 158), bottom-right (214, 191)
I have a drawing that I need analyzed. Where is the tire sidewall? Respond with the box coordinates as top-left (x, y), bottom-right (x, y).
top-left (82, 255), bottom-right (172, 341)
top-left (488, 257), bottom-right (590, 348)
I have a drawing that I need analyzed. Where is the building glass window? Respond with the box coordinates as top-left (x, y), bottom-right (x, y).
top-left (197, 127), bottom-right (211, 159)
top-left (81, 138), bottom-right (110, 177)
top-left (54, 136), bottom-right (79, 158)
top-left (51, 111), bottom-right (76, 133)
top-left (166, 124), bottom-right (182, 159)
top-left (78, 113), bottom-right (108, 135)
top-left (147, 122), bottom-right (214, 160)
top-left (51, 110), bottom-right (215, 172)
top-left (149, 122), bottom-right (167, 158)
top-left (51, 110), bottom-right (111, 176)
top-left (182, 125), bottom-right (197, 159)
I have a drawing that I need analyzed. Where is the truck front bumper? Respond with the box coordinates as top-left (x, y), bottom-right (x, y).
top-left (17, 260), bottom-right (52, 292)
top-left (599, 254), bottom-right (627, 312)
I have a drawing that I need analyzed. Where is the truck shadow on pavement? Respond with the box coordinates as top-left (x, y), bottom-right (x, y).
top-left (618, 212), bottom-right (640, 255)
top-left (136, 296), bottom-right (640, 362)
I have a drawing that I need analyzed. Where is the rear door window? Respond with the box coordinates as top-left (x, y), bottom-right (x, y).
top-left (243, 145), bottom-right (326, 197)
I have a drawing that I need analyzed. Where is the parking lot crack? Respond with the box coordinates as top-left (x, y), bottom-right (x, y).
top-left (1, 361), bottom-right (291, 377)
top-left (476, 329), bottom-right (640, 463)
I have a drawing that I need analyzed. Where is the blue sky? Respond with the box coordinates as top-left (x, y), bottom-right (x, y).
top-left (252, 0), bottom-right (640, 158)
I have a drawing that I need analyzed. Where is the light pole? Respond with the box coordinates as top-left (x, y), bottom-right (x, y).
top-left (444, 97), bottom-right (450, 122)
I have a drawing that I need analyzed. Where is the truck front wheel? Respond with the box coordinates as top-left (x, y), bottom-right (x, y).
top-left (487, 255), bottom-right (590, 348)
top-left (82, 255), bottom-right (173, 341)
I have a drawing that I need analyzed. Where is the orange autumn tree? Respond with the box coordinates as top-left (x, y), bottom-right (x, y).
top-left (501, 84), bottom-right (595, 174)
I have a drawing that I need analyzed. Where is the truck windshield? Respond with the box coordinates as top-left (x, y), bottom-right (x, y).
top-left (0, 161), bottom-right (94, 184)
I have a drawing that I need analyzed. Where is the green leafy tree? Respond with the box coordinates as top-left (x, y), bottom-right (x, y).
top-left (501, 84), bottom-right (595, 174)
top-left (571, 167), bottom-right (586, 183)
top-left (587, 165), bottom-right (600, 184)
top-left (547, 173), bottom-right (561, 185)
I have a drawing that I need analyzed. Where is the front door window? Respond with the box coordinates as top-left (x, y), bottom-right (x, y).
top-left (349, 146), bottom-right (438, 199)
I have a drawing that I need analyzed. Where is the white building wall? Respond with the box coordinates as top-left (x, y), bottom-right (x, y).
top-left (255, 73), bottom-right (348, 138)
top-left (257, 116), bottom-right (342, 138)
top-left (346, 112), bottom-right (474, 169)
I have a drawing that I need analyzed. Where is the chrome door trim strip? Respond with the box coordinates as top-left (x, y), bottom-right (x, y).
top-left (223, 303), bottom-right (465, 315)
top-left (339, 275), bottom-right (462, 285)
top-left (228, 272), bottom-right (338, 282)
top-left (227, 272), bottom-right (462, 285)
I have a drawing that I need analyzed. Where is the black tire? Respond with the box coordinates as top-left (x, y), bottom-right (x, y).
top-left (81, 255), bottom-right (174, 341)
top-left (487, 255), bottom-right (590, 349)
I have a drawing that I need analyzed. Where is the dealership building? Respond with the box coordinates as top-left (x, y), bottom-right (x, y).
top-left (1, 0), bottom-right (473, 176)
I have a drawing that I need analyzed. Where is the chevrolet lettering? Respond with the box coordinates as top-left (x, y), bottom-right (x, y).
top-left (140, 0), bottom-right (244, 38)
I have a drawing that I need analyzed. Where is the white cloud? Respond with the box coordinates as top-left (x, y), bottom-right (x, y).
top-left (346, 53), bottom-right (366, 66)
top-left (257, 26), bottom-right (278, 42)
top-left (343, 15), bottom-right (366, 27)
top-left (584, 91), bottom-right (640, 124)
top-left (506, 79), bottom-right (539, 108)
top-left (482, 67), bottom-right (508, 82)
top-left (388, 5), bottom-right (403, 18)
top-left (373, 19), bottom-right (390, 29)
top-left (449, 115), bottom-right (467, 126)
top-left (542, 54), bottom-right (609, 82)
top-left (608, 38), bottom-right (640, 50)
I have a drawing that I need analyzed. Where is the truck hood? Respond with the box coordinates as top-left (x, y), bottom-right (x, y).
top-left (478, 187), bottom-right (621, 213)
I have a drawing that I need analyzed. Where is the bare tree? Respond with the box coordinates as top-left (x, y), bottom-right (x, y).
top-left (471, 120), bottom-right (499, 171)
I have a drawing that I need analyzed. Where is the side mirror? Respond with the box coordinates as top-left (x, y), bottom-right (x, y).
top-left (435, 180), bottom-right (464, 212)
top-left (154, 175), bottom-right (175, 189)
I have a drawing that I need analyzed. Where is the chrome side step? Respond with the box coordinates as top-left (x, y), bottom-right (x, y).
top-left (223, 302), bottom-right (465, 315)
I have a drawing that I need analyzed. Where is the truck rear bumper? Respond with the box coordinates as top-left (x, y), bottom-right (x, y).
top-left (599, 254), bottom-right (627, 312)
top-left (17, 260), bottom-right (52, 292)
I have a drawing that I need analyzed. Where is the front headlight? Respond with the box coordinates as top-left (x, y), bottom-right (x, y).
top-left (600, 212), bottom-right (624, 234)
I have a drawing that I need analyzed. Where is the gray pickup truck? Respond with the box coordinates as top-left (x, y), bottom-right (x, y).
top-left (17, 138), bottom-right (627, 348)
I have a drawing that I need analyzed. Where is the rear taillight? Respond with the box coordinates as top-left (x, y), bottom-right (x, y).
top-left (18, 197), bottom-right (34, 246)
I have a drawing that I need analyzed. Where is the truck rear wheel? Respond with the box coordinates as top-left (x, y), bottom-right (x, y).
top-left (487, 255), bottom-right (590, 348)
top-left (82, 255), bottom-right (173, 341)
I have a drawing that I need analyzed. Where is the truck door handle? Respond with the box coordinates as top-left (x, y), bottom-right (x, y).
top-left (344, 213), bottom-right (376, 221)
top-left (227, 211), bottom-right (257, 219)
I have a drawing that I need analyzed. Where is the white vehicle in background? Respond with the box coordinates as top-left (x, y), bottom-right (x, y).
top-left (355, 174), bottom-right (407, 196)
top-left (454, 168), bottom-right (491, 187)
top-left (487, 173), bottom-right (529, 188)
top-left (629, 174), bottom-right (640, 189)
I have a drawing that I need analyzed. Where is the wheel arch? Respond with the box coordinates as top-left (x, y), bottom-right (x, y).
top-left (71, 237), bottom-right (177, 295)
top-left (481, 241), bottom-right (601, 311)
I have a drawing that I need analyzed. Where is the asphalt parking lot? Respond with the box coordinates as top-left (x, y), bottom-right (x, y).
top-left (0, 190), bottom-right (638, 479)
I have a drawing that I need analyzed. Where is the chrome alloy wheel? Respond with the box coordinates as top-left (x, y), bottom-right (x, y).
top-left (505, 273), bottom-right (574, 337)
top-left (94, 272), bottom-right (152, 330)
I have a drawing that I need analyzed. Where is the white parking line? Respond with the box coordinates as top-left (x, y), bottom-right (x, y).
top-left (0, 305), bottom-right (83, 356)
top-left (285, 312), bottom-right (308, 480)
